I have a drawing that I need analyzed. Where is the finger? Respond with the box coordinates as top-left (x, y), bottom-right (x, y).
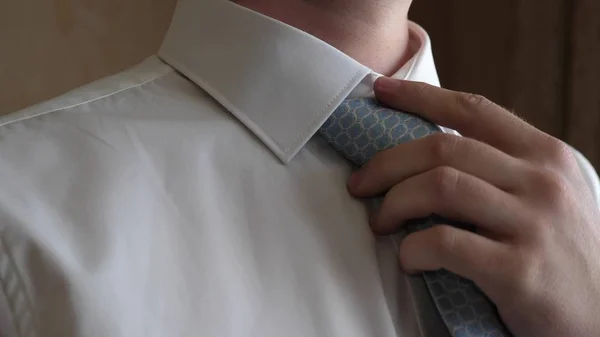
top-left (348, 133), bottom-right (527, 198)
top-left (372, 167), bottom-right (524, 236)
top-left (374, 77), bottom-right (547, 157)
top-left (399, 224), bottom-right (508, 290)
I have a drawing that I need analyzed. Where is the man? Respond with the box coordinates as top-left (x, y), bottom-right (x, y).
top-left (0, 0), bottom-right (598, 336)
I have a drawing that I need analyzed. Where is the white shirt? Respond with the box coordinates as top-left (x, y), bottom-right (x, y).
top-left (0, 1), bottom-right (598, 337)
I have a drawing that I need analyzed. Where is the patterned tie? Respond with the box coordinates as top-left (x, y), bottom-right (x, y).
top-left (318, 97), bottom-right (512, 337)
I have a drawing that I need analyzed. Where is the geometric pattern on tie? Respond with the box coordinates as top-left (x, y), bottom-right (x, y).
top-left (318, 97), bottom-right (512, 337)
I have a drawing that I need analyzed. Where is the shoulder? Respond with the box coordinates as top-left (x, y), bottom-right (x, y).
top-left (0, 56), bottom-right (173, 129)
top-left (0, 56), bottom-right (176, 337)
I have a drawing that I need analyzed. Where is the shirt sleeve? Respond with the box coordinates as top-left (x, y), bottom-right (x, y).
top-left (572, 148), bottom-right (600, 209)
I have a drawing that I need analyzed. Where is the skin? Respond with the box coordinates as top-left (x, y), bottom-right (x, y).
top-left (347, 77), bottom-right (600, 336)
top-left (233, 0), bottom-right (413, 75)
top-left (237, 1), bottom-right (600, 335)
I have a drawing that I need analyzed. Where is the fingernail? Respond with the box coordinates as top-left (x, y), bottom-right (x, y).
top-left (347, 170), bottom-right (365, 191)
top-left (375, 77), bottom-right (398, 93)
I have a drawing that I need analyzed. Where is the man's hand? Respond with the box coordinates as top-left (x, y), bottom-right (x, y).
top-left (347, 77), bottom-right (600, 337)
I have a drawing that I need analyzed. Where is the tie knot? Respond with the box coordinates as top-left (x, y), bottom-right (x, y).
top-left (318, 97), bottom-right (440, 166)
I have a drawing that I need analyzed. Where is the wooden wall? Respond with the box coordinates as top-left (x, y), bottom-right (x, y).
top-left (410, 0), bottom-right (600, 168)
top-left (1, 0), bottom-right (598, 167)
top-left (0, 0), bottom-right (175, 116)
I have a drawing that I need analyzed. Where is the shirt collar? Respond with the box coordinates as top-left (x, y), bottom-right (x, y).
top-left (158, 0), bottom-right (440, 163)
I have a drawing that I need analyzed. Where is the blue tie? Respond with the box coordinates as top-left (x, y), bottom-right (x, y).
top-left (318, 97), bottom-right (512, 337)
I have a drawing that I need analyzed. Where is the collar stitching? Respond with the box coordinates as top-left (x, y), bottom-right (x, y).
top-left (284, 68), bottom-right (367, 154)
top-left (161, 53), bottom-right (290, 152)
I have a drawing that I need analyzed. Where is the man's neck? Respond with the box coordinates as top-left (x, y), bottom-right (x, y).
top-left (233, 0), bottom-right (413, 76)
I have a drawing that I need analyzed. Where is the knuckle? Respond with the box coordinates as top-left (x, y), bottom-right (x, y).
top-left (489, 252), bottom-right (513, 276)
top-left (429, 133), bottom-right (460, 165)
top-left (430, 166), bottom-right (460, 200)
top-left (431, 226), bottom-right (458, 256)
top-left (413, 81), bottom-right (431, 97)
top-left (527, 213), bottom-right (553, 236)
top-left (456, 92), bottom-right (492, 111)
top-left (542, 136), bottom-right (577, 170)
top-left (510, 248), bottom-right (543, 293)
top-left (529, 168), bottom-right (570, 207)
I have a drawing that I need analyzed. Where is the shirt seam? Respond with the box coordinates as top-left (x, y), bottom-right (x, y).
top-left (0, 69), bottom-right (173, 128)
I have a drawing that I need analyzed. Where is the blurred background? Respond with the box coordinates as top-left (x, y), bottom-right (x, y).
top-left (1, 0), bottom-right (598, 168)
top-left (411, 0), bottom-right (600, 170)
